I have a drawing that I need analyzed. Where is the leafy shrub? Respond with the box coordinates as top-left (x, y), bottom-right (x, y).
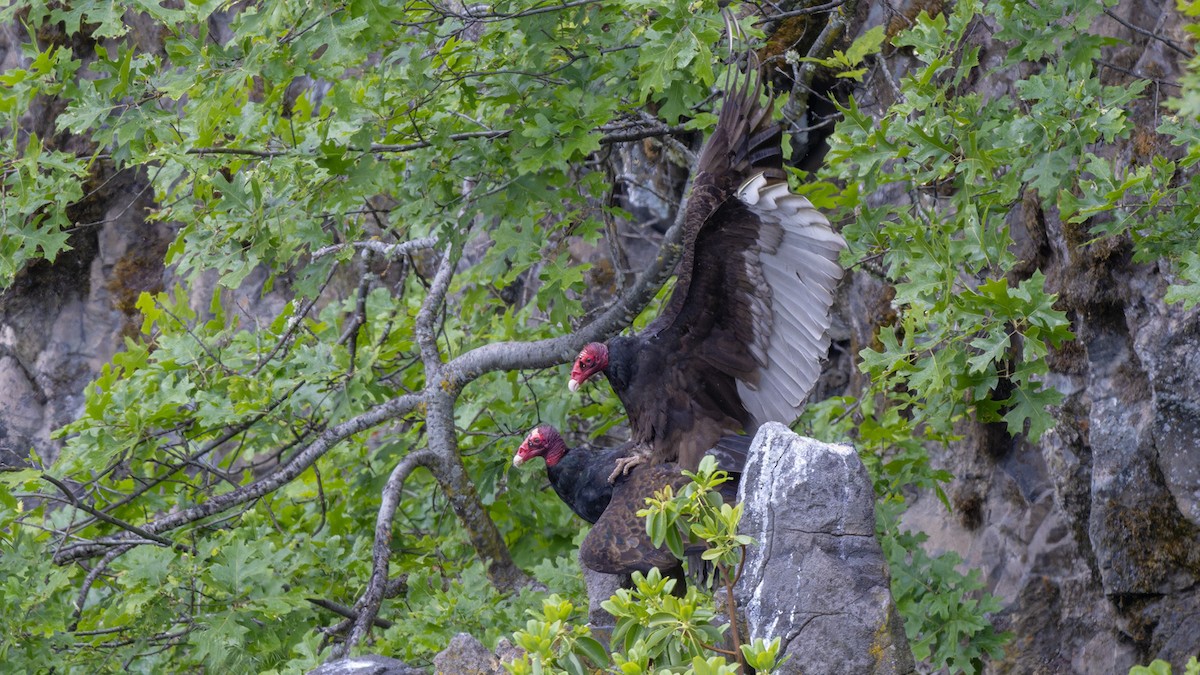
top-left (507, 459), bottom-right (785, 675)
top-left (1130, 656), bottom-right (1200, 675)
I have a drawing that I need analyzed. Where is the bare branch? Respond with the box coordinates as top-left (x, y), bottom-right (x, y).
top-left (339, 271), bottom-right (374, 361)
top-left (179, 124), bottom-right (692, 163)
top-left (596, 123), bottom-right (689, 145)
top-left (465, 0), bottom-right (604, 22)
top-left (369, 130), bottom-right (512, 153)
top-left (70, 544), bottom-right (135, 631)
top-left (312, 236), bottom-right (438, 260)
top-left (53, 392), bottom-right (423, 565)
top-left (340, 450), bottom-right (435, 655)
top-left (444, 186), bottom-right (692, 389)
top-left (415, 245), bottom-right (456, 368)
top-left (1102, 7), bottom-right (1191, 58)
top-left (185, 132), bottom-right (511, 159)
top-left (307, 597), bottom-right (394, 629)
top-left (783, 1), bottom-right (852, 130)
top-left (249, 264), bottom-right (338, 377)
top-left (42, 475), bottom-right (197, 557)
top-left (755, 0), bottom-right (847, 25)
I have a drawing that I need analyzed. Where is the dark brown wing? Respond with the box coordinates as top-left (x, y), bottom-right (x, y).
top-left (637, 64), bottom-right (844, 467)
top-left (578, 464), bottom-right (686, 576)
top-left (645, 62), bottom-right (782, 337)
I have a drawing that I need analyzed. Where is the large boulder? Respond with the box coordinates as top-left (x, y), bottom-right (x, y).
top-left (308, 655), bottom-right (425, 675)
top-left (735, 422), bottom-right (914, 675)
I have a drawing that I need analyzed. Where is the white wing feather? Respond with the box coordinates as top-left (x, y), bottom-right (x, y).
top-left (734, 172), bottom-right (845, 425)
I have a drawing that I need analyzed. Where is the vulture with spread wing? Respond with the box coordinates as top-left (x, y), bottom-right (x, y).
top-left (569, 62), bottom-right (845, 480)
top-left (513, 425), bottom-right (747, 579)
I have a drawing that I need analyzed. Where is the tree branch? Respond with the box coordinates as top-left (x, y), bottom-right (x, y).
top-left (369, 130), bottom-right (512, 153)
top-left (782, 0), bottom-right (852, 132)
top-left (70, 544), bottom-right (135, 632)
top-left (42, 475), bottom-right (197, 556)
top-left (53, 392), bottom-right (423, 565)
top-left (597, 123), bottom-right (690, 145)
top-left (463, 0), bottom-right (604, 22)
top-left (415, 245), bottom-right (456, 368)
top-left (1102, 7), bottom-right (1191, 58)
top-left (307, 597), bottom-right (394, 630)
top-left (312, 236), bottom-right (438, 260)
top-left (340, 449), bottom-right (434, 655)
top-left (444, 186), bottom-right (691, 389)
top-left (181, 125), bottom-right (690, 161)
top-left (755, 0), bottom-right (846, 25)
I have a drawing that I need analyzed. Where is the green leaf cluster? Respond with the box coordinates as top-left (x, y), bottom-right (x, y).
top-left (508, 595), bottom-right (610, 675)
top-left (1130, 656), bottom-right (1200, 675)
top-left (824, 0), bottom-right (1085, 450)
top-left (791, 26), bottom-right (886, 81)
top-left (639, 456), bottom-right (752, 571)
top-left (510, 569), bottom-right (786, 675)
top-left (879, 503), bottom-right (1009, 674)
top-left (510, 461), bottom-right (785, 675)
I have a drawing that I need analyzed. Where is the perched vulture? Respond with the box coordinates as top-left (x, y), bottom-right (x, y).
top-left (569, 63), bottom-right (845, 480)
top-left (512, 425), bottom-right (748, 524)
top-left (513, 425), bottom-right (748, 580)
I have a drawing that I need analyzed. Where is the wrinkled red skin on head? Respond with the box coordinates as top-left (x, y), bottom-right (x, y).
top-left (569, 342), bottom-right (609, 390)
top-left (514, 425), bottom-right (562, 467)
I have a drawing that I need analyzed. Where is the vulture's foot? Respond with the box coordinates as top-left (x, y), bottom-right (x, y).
top-left (608, 445), bottom-right (651, 484)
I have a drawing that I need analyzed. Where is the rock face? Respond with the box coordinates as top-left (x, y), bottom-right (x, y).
top-left (735, 423), bottom-right (914, 675)
top-left (833, 2), bottom-right (1200, 672)
top-left (432, 633), bottom-right (504, 675)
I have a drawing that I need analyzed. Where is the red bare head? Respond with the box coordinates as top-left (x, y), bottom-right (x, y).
top-left (568, 342), bottom-right (609, 392)
top-left (514, 425), bottom-right (567, 467)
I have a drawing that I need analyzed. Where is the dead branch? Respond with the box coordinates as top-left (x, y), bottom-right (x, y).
top-left (307, 597), bottom-right (395, 630)
top-left (70, 544), bottom-right (136, 632)
top-left (52, 392), bottom-right (422, 565)
top-left (339, 449), bottom-right (435, 656)
top-left (43, 476), bottom-right (197, 556)
top-left (312, 236), bottom-right (439, 260)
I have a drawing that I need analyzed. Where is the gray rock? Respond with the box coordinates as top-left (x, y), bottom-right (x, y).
top-left (492, 638), bottom-right (524, 669)
top-left (0, 355), bottom-right (42, 466)
top-left (1083, 295), bottom-right (1200, 597)
top-left (580, 549), bottom-right (622, 642)
top-left (1135, 304), bottom-right (1200, 528)
top-left (432, 633), bottom-right (500, 675)
top-left (309, 635), bottom-right (523, 675)
top-left (735, 423), bottom-right (914, 675)
top-left (308, 654), bottom-right (425, 675)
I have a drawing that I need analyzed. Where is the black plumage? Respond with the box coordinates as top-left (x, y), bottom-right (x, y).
top-left (513, 426), bottom-right (747, 580)
top-left (513, 425), bottom-right (747, 524)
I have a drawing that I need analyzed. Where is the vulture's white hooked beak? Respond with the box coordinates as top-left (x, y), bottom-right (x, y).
top-left (511, 454), bottom-right (526, 467)
top-left (567, 378), bottom-right (580, 392)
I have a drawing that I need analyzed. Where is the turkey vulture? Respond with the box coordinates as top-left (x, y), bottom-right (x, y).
top-left (513, 426), bottom-right (747, 580)
top-left (512, 425), bottom-right (748, 524)
top-left (569, 62), bottom-right (845, 481)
